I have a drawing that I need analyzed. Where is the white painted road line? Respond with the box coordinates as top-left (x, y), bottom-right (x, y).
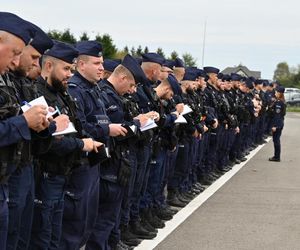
top-left (135, 138), bottom-right (271, 250)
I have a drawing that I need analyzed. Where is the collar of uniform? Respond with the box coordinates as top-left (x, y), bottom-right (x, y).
top-left (36, 75), bottom-right (57, 94)
top-left (101, 78), bottom-right (118, 94)
top-left (73, 71), bottom-right (96, 88)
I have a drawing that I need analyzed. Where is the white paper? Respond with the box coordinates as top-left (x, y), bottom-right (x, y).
top-left (174, 115), bottom-right (187, 124)
top-left (181, 105), bottom-right (193, 115)
top-left (52, 122), bottom-right (77, 136)
top-left (140, 119), bottom-right (158, 132)
top-left (21, 96), bottom-right (57, 118)
top-left (129, 125), bottom-right (137, 133)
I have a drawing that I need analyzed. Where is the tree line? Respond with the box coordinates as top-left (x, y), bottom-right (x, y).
top-left (273, 62), bottom-right (300, 88)
top-left (47, 29), bottom-right (300, 87)
top-left (47, 29), bottom-right (197, 67)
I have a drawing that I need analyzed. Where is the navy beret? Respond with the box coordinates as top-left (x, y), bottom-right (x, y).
top-left (196, 69), bottom-right (206, 78)
top-left (204, 66), bottom-right (220, 74)
top-left (44, 40), bottom-right (78, 64)
top-left (230, 73), bottom-right (242, 81)
top-left (103, 59), bottom-right (121, 72)
top-left (254, 79), bottom-right (263, 85)
top-left (142, 53), bottom-right (165, 66)
top-left (245, 78), bottom-right (254, 89)
top-left (167, 74), bottom-right (181, 95)
top-left (0, 12), bottom-right (36, 45)
top-left (241, 76), bottom-right (247, 82)
top-left (163, 59), bottom-right (175, 70)
top-left (75, 40), bottom-right (103, 57)
top-left (183, 67), bottom-right (198, 81)
top-left (217, 73), bottom-right (224, 79)
top-left (262, 80), bottom-right (269, 87)
top-left (122, 54), bottom-right (147, 84)
top-left (276, 85), bottom-right (285, 93)
top-left (222, 74), bottom-right (231, 81)
top-left (248, 76), bottom-right (256, 82)
top-left (29, 25), bottom-right (53, 55)
top-left (134, 57), bottom-right (143, 65)
top-left (174, 57), bottom-right (185, 68)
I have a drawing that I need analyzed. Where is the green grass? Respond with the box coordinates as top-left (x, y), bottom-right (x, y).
top-left (287, 106), bottom-right (300, 112)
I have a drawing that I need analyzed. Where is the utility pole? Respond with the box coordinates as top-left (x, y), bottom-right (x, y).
top-left (201, 19), bottom-right (207, 67)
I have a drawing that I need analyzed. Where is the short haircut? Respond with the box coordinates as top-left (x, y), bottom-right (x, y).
top-left (113, 64), bottom-right (134, 82)
top-left (76, 54), bottom-right (90, 63)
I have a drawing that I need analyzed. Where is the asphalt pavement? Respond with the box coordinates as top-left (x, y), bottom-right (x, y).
top-left (155, 112), bottom-right (300, 250)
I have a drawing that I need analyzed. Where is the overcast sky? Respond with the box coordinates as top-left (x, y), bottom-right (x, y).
top-left (2, 0), bottom-right (300, 79)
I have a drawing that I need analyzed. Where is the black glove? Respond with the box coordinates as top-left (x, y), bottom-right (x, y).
top-left (117, 156), bottom-right (132, 187)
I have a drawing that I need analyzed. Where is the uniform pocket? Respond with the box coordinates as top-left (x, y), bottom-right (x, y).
top-left (63, 191), bottom-right (84, 221)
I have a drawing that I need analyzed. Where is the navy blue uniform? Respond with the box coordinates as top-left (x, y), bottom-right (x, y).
top-left (270, 99), bottom-right (286, 160)
top-left (130, 81), bottom-right (156, 223)
top-left (59, 72), bottom-right (109, 250)
top-left (86, 79), bottom-right (140, 250)
top-left (1, 73), bottom-right (55, 250)
top-left (29, 76), bottom-right (86, 249)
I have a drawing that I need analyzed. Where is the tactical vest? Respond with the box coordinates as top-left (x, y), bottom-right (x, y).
top-left (0, 74), bottom-right (21, 182)
top-left (9, 73), bottom-right (39, 165)
top-left (35, 80), bottom-right (83, 175)
top-left (0, 74), bottom-right (20, 119)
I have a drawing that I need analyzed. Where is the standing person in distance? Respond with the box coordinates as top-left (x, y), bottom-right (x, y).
top-left (269, 85), bottom-right (286, 162)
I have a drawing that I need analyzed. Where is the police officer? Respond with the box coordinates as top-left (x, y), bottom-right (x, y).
top-left (203, 66), bottom-right (220, 178)
top-left (269, 85), bottom-right (286, 162)
top-left (228, 73), bottom-right (247, 164)
top-left (144, 74), bottom-right (183, 220)
top-left (0, 12), bottom-right (52, 249)
top-left (222, 74), bottom-right (240, 168)
top-left (85, 54), bottom-right (148, 250)
top-left (0, 12), bottom-right (47, 145)
top-left (59, 40), bottom-right (126, 250)
top-left (29, 41), bottom-right (103, 249)
top-left (167, 68), bottom-right (199, 206)
top-left (4, 25), bottom-right (57, 250)
top-left (129, 53), bottom-right (165, 232)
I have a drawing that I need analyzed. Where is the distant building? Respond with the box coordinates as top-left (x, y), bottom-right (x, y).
top-left (222, 64), bottom-right (261, 78)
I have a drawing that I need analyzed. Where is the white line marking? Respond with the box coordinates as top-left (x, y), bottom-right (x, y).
top-left (135, 138), bottom-right (271, 250)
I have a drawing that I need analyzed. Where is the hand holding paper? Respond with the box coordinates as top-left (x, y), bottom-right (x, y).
top-left (21, 96), bottom-right (55, 118)
top-left (23, 105), bottom-right (49, 132)
top-left (53, 114), bottom-right (70, 132)
top-left (174, 115), bottom-right (187, 124)
top-left (181, 105), bottom-right (193, 115)
top-left (140, 118), bottom-right (158, 132)
top-left (52, 122), bottom-right (77, 136)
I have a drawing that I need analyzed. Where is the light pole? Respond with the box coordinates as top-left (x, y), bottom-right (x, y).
top-left (201, 19), bottom-right (207, 67)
